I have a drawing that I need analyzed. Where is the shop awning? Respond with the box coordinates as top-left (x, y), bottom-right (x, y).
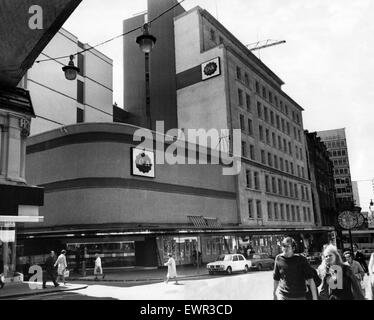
top-left (188, 216), bottom-right (222, 229)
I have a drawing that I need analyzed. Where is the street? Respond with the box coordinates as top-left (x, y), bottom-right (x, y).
top-left (17, 271), bottom-right (274, 300)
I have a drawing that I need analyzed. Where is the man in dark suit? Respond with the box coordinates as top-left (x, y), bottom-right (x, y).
top-left (43, 251), bottom-right (59, 288)
top-left (353, 244), bottom-right (368, 275)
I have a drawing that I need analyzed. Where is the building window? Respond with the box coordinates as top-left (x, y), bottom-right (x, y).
top-left (267, 202), bottom-right (273, 220)
top-left (281, 119), bottom-right (285, 133)
top-left (280, 204), bottom-right (285, 220)
top-left (238, 89), bottom-right (243, 106)
top-left (280, 157), bottom-right (284, 171)
top-left (257, 102), bottom-right (262, 118)
top-left (266, 129), bottom-right (270, 144)
top-left (236, 67), bottom-right (242, 80)
top-left (261, 150), bottom-right (266, 164)
top-left (248, 119), bottom-right (253, 135)
top-left (288, 142), bottom-right (292, 155)
top-left (254, 172), bottom-right (260, 190)
top-left (274, 155), bottom-right (278, 169)
top-left (289, 182), bottom-right (294, 197)
top-left (246, 94), bottom-right (251, 111)
top-left (210, 29), bottom-right (216, 41)
top-left (264, 107), bottom-right (269, 122)
top-left (303, 207), bottom-right (307, 222)
top-left (307, 208), bottom-right (311, 222)
top-left (250, 144), bottom-right (255, 160)
top-left (278, 179), bottom-right (282, 195)
top-left (269, 91), bottom-right (273, 104)
top-left (268, 152), bottom-right (272, 167)
top-left (265, 175), bottom-right (270, 192)
top-left (255, 81), bottom-right (260, 93)
top-left (278, 136), bottom-right (282, 150)
top-left (246, 170), bottom-right (252, 188)
top-left (256, 200), bottom-right (262, 218)
top-left (262, 86), bottom-right (267, 99)
top-left (270, 111), bottom-right (274, 125)
top-left (294, 184), bottom-right (298, 199)
top-left (240, 114), bottom-right (245, 131)
top-left (77, 80), bottom-right (84, 104)
top-left (272, 132), bottom-right (276, 147)
top-left (219, 36), bottom-right (224, 44)
top-left (242, 141), bottom-right (247, 157)
top-left (259, 125), bottom-right (264, 141)
top-left (284, 181), bottom-right (288, 197)
top-left (244, 73), bottom-right (249, 86)
top-left (271, 177), bottom-right (277, 194)
top-left (77, 107), bottom-right (84, 123)
top-left (276, 115), bottom-right (280, 130)
top-left (274, 203), bottom-right (279, 220)
top-left (77, 53), bottom-right (84, 76)
top-left (286, 204), bottom-right (290, 221)
top-left (291, 205), bottom-right (295, 221)
top-left (290, 162), bottom-right (294, 175)
top-left (248, 200), bottom-right (254, 219)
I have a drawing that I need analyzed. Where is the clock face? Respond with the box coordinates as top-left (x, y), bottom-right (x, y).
top-left (338, 211), bottom-right (358, 230)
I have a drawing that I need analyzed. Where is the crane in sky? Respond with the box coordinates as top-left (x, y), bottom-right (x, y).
top-left (246, 39), bottom-right (286, 51)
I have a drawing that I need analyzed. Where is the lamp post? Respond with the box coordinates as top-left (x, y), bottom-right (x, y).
top-left (62, 55), bottom-right (80, 80)
top-left (136, 23), bottom-right (156, 130)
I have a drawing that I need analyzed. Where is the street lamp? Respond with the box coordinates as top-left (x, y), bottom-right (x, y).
top-left (136, 23), bottom-right (157, 54)
top-left (62, 55), bottom-right (80, 80)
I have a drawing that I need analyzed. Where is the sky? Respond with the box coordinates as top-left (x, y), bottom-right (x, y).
top-left (62, 0), bottom-right (374, 211)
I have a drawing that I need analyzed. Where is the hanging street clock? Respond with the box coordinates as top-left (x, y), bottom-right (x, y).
top-left (337, 211), bottom-right (358, 230)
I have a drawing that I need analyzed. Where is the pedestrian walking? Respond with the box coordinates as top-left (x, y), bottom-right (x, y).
top-left (317, 244), bottom-right (365, 300)
top-left (368, 252), bottom-right (374, 300)
top-left (54, 249), bottom-right (68, 285)
top-left (352, 244), bottom-right (369, 275)
top-left (43, 251), bottom-right (59, 288)
top-left (0, 274), bottom-right (4, 289)
top-left (94, 253), bottom-right (105, 280)
top-left (164, 253), bottom-right (179, 284)
top-left (273, 237), bottom-right (318, 300)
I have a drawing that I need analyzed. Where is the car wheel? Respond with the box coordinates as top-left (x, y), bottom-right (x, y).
top-left (226, 266), bottom-right (232, 275)
top-left (257, 264), bottom-right (263, 271)
top-left (244, 265), bottom-right (249, 273)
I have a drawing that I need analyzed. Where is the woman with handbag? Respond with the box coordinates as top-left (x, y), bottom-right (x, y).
top-left (54, 249), bottom-right (68, 285)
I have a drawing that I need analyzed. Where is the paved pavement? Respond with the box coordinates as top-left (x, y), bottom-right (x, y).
top-left (68, 265), bottom-right (208, 282)
top-left (0, 281), bottom-right (88, 299)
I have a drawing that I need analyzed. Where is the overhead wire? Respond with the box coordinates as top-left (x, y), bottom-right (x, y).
top-left (35, 0), bottom-right (186, 64)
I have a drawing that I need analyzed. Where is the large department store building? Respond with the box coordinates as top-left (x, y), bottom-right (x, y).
top-left (17, 0), bottom-right (337, 271)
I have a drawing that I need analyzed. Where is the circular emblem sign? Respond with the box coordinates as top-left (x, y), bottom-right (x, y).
top-left (203, 62), bottom-right (218, 76)
top-left (135, 152), bottom-right (153, 174)
top-left (338, 211), bottom-right (358, 230)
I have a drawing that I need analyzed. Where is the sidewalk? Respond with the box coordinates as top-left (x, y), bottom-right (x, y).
top-left (0, 281), bottom-right (88, 299)
top-left (69, 265), bottom-right (208, 282)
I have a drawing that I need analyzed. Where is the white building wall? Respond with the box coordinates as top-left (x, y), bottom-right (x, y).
top-left (19, 28), bottom-right (113, 136)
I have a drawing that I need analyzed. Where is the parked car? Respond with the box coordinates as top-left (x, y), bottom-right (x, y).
top-left (207, 254), bottom-right (251, 275)
top-left (247, 253), bottom-right (274, 271)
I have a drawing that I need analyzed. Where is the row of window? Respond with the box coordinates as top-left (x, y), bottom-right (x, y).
top-left (335, 187), bottom-right (352, 194)
top-left (247, 199), bottom-right (312, 223)
top-left (324, 140), bottom-right (346, 149)
top-left (335, 178), bottom-right (351, 185)
top-left (235, 64), bottom-right (302, 126)
top-left (332, 158), bottom-right (348, 166)
top-left (334, 168), bottom-right (350, 176)
top-left (256, 101), bottom-right (303, 143)
top-left (263, 174), bottom-right (310, 201)
top-left (259, 149), bottom-right (306, 179)
top-left (329, 149), bottom-right (347, 157)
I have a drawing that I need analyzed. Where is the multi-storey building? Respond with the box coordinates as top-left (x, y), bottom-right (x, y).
top-left (304, 131), bottom-right (336, 227)
top-left (123, 0), bottom-right (334, 257)
top-left (317, 128), bottom-right (354, 212)
top-left (18, 28), bottom-right (113, 136)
